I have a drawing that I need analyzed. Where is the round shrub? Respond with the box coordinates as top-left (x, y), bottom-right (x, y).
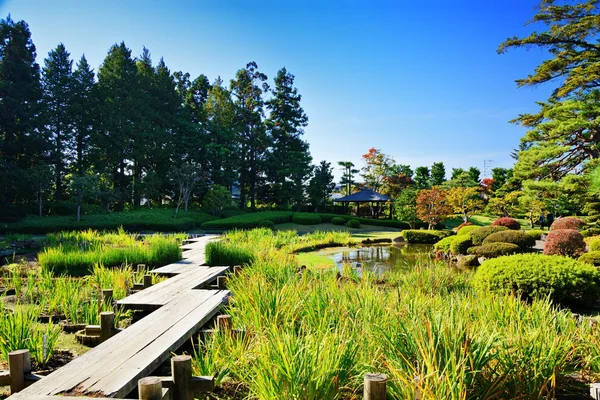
top-left (491, 217), bottom-right (521, 230)
top-left (433, 236), bottom-right (458, 253)
top-left (526, 229), bottom-right (544, 240)
top-left (469, 226), bottom-right (509, 246)
top-left (581, 227), bottom-right (600, 237)
top-left (347, 219), bottom-right (361, 229)
top-left (586, 236), bottom-right (600, 251)
top-left (543, 229), bottom-right (586, 257)
top-left (402, 230), bottom-right (453, 244)
top-left (456, 222), bottom-right (473, 232)
top-left (292, 213), bottom-right (322, 225)
top-left (579, 251), bottom-right (600, 266)
top-left (483, 230), bottom-right (535, 250)
top-left (457, 225), bottom-right (479, 237)
top-left (550, 217), bottom-right (586, 231)
top-left (450, 235), bottom-right (473, 255)
top-left (472, 253), bottom-right (600, 306)
top-left (331, 216), bottom-right (346, 225)
top-left (467, 242), bottom-right (520, 258)
top-left (456, 254), bottom-right (479, 269)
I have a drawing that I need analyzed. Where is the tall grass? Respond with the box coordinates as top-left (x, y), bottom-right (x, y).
top-left (190, 228), bottom-right (600, 399)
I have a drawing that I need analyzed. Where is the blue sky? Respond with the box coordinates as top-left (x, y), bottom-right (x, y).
top-left (1, 0), bottom-right (553, 180)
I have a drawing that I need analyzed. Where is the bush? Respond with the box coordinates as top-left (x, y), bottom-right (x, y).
top-left (347, 219), bottom-right (361, 228)
top-left (550, 217), bottom-right (586, 231)
top-left (456, 222), bottom-right (473, 232)
top-left (483, 230), bottom-right (536, 249)
top-left (467, 243), bottom-right (520, 258)
top-left (543, 229), bottom-right (586, 257)
top-left (473, 253), bottom-right (600, 306)
top-left (588, 236), bottom-right (600, 251)
top-left (579, 251), bottom-right (600, 266)
top-left (201, 211), bottom-right (294, 230)
top-left (456, 254), bottom-right (479, 268)
top-left (469, 226), bottom-right (509, 246)
top-left (205, 241), bottom-right (255, 266)
top-left (457, 225), bottom-right (479, 237)
top-left (433, 236), bottom-right (458, 253)
top-left (492, 217), bottom-right (521, 230)
top-left (526, 229), bottom-right (545, 240)
top-left (581, 227), bottom-right (600, 237)
top-left (402, 230), bottom-right (453, 244)
top-left (292, 213), bottom-right (322, 225)
top-left (331, 217), bottom-right (346, 225)
top-left (450, 235), bottom-right (473, 255)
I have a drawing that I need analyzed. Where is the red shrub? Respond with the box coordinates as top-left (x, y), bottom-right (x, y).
top-left (543, 229), bottom-right (586, 257)
top-left (491, 217), bottom-right (521, 230)
top-left (456, 222), bottom-right (473, 232)
top-left (550, 217), bottom-right (586, 231)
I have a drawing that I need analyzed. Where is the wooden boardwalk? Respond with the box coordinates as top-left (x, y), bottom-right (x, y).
top-left (11, 236), bottom-right (228, 399)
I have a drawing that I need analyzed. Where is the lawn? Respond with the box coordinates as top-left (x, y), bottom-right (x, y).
top-left (445, 215), bottom-right (531, 230)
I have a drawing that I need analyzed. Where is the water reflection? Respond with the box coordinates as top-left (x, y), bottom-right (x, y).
top-left (329, 244), bottom-right (434, 274)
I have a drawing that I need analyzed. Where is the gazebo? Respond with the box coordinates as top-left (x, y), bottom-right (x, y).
top-left (334, 188), bottom-right (392, 219)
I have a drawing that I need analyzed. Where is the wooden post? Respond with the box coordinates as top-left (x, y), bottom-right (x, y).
top-left (591, 383), bottom-right (600, 400)
top-left (216, 315), bottom-right (231, 331)
top-left (102, 289), bottom-right (113, 306)
top-left (216, 275), bottom-right (227, 289)
top-left (8, 349), bottom-right (30, 394)
top-left (363, 373), bottom-right (386, 400)
top-left (138, 376), bottom-right (163, 400)
top-left (137, 264), bottom-right (146, 273)
top-left (143, 274), bottom-right (153, 289)
top-left (100, 311), bottom-right (115, 342)
top-left (232, 265), bottom-right (242, 275)
top-left (171, 355), bottom-right (192, 400)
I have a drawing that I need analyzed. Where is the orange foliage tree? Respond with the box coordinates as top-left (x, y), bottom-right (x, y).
top-left (416, 187), bottom-right (452, 230)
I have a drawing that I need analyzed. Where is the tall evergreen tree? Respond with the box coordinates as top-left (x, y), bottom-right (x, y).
top-left (42, 43), bottom-right (74, 201)
top-left (230, 61), bottom-right (269, 210)
top-left (430, 162), bottom-right (446, 186)
top-left (71, 55), bottom-right (96, 174)
top-left (0, 16), bottom-right (45, 209)
top-left (265, 67), bottom-right (311, 207)
top-left (308, 160), bottom-right (335, 212)
top-left (414, 166), bottom-right (431, 189)
top-left (338, 161), bottom-right (359, 196)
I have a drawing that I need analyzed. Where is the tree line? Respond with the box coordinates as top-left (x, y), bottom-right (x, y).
top-left (0, 16), bottom-right (329, 220)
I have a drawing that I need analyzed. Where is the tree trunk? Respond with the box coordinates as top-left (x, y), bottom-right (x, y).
top-left (119, 159), bottom-right (126, 211)
top-left (133, 161), bottom-right (141, 208)
top-left (38, 189), bottom-right (43, 217)
top-left (529, 210), bottom-right (534, 229)
top-left (77, 204), bottom-right (81, 222)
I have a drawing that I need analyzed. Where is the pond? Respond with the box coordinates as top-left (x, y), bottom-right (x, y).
top-left (316, 244), bottom-right (434, 274)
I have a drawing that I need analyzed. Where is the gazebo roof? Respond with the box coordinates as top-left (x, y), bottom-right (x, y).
top-left (334, 188), bottom-right (391, 202)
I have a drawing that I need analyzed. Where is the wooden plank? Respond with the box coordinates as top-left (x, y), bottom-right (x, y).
top-left (18, 290), bottom-right (229, 398)
top-left (0, 370), bottom-right (11, 386)
top-left (8, 395), bottom-right (114, 400)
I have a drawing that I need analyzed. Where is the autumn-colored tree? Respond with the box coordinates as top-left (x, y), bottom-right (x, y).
top-left (361, 148), bottom-right (395, 192)
top-left (447, 186), bottom-right (484, 223)
top-left (486, 191), bottom-right (521, 217)
top-left (416, 187), bottom-right (452, 230)
top-left (480, 178), bottom-right (494, 196)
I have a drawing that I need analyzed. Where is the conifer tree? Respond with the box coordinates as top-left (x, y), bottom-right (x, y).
top-left (71, 55), bottom-right (96, 174)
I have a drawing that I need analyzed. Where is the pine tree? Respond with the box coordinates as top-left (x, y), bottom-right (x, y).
top-left (42, 43), bottom-right (74, 201)
top-left (0, 16), bottom-right (45, 208)
top-left (71, 55), bottom-right (96, 174)
top-left (265, 67), bottom-right (311, 207)
top-left (308, 161), bottom-right (335, 212)
top-left (414, 166), bottom-right (431, 189)
top-left (338, 161), bottom-right (359, 196)
top-left (430, 162), bottom-right (446, 186)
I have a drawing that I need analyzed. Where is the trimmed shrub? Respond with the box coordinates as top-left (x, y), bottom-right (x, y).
top-left (549, 217), bottom-right (586, 231)
top-left (579, 251), bottom-right (600, 266)
top-left (202, 211), bottom-right (293, 230)
top-left (467, 242), bottom-right (520, 258)
top-left (292, 213), bottom-right (322, 225)
top-left (456, 222), bottom-right (473, 232)
top-left (543, 229), bottom-right (586, 257)
top-left (492, 217), bottom-right (521, 230)
top-left (473, 253), bottom-right (600, 306)
top-left (588, 236), bottom-right (600, 251)
top-left (450, 235), bottom-right (473, 255)
top-left (457, 225), bottom-right (479, 237)
top-left (526, 229), bottom-right (544, 240)
top-left (456, 255), bottom-right (479, 269)
top-left (433, 236), bottom-right (458, 253)
top-left (402, 230), bottom-right (453, 244)
top-left (347, 219), bottom-right (361, 228)
top-left (331, 217), bottom-right (346, 225)
top-left (205, 241), bottom-right (255, 266)
top-left (469, 226), bottom-right (509, 246)
top-left (483, 230), bottom-right (536, 249)
top-left (581, 227), bottom-right (600, 237)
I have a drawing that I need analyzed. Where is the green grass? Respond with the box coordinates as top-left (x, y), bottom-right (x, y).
top-left (0, 209), bottom-right (216, 234)
top-left (445, 215), bottom-right (532, 230)
top-left (295, 251), bottom-right (336, 269)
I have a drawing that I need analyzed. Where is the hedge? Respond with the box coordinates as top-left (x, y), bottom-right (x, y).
top-left (450, 235), bottom-right (473, 255)
top-left (457, 225), bottom-right (479, 237)
top-left (483, 230), bottom-right (535, 250)
top-left (579, 251), bottom-right (600, 266)
top-left (402, 230), bottom-right (453, 244)
top-left (549, 217), bottom-right (586, 231)
top-left (467, 243), bottom-right (520, 258)
top-left (202, 211), bottom-right (295, 229)
top-left (347, 219), bottom-right (361, 228)
top-left (491, 217), bottom-right (521, 230)
top-left (292, 213), bottom-right (322, 225)
top-left (469, 226), bottom-right (509, 246)
top-left (472, 253), bottom-right (600, 306)
top-left (433, 236), bottom-right (458, 253)
top-left (331, 217), bottom-right (346, 225)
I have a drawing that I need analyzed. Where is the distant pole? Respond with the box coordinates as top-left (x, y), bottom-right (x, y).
top-left (483, 160), bottom-right (493, 178)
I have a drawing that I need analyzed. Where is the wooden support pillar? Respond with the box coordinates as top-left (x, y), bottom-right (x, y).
top-left (139, 376), bottom-right (163, 400)
top-left (591, 383), bottom-right (600, 400)
top-left (8, 349), bottom-right (30, 394)
top-left (363, 373), bottom-right (387, 400)
top-left (102, 289), bottom-right (113, 306)
top-left (232, 265), bottom-right (242, 275)
top-left (137, 264), bottom-right (146, 273)
top-left (216, 314), bottom-right (231, 331)
top-left (357, 202), bottom-right (360, 217)
top-left (100, 311), bottom-right (115, 342)
top-left (144, 274), bottom-right (153, 289)
top-left (171, 355), bottom-right (192, 400)
top-left (216, 275), bottom-right (227, 289)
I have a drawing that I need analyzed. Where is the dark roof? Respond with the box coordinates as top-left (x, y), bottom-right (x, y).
top-left (334, 188), bottom-right (391, 202)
